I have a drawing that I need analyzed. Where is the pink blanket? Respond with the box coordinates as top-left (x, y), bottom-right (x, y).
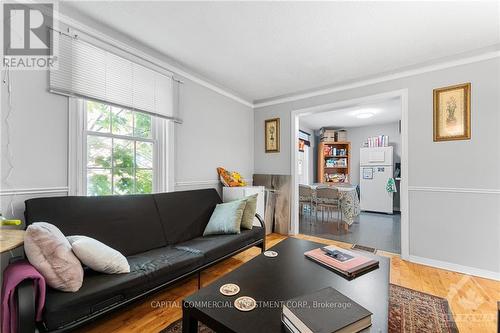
top-left (1, 260), bottom-right (46, 333)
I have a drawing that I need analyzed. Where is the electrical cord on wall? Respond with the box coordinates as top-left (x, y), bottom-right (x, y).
top-left (2, 66), bottom-right (16, 217)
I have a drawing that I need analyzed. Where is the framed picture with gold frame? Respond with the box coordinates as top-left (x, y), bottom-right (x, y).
top-left (265, 118), bottom-right (280, 153)
top-left (433, 83), bottom-right (471, 141)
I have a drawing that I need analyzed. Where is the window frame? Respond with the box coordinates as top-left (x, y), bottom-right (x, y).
top-left (69, 98), bottom-right (174, 196)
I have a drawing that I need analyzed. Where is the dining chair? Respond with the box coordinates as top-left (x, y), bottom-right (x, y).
top-left (314, 186), bottom-right (343, 229)
top-left (299, 184), bottom-right (314, 219)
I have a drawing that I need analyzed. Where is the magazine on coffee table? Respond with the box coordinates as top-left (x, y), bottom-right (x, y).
top-left (304, 245), bottom-right (378, 279)
top-left (321, 246), bottom-right (355, 262)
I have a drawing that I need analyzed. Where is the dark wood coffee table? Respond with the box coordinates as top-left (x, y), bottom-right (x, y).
top-left (182, 237), bottom-right (389, 333)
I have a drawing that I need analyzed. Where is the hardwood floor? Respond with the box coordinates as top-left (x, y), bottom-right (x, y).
top-left (78, 234), bottom-right (500, 333)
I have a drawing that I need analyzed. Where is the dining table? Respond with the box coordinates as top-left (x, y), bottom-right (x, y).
top-left (311, 183), bottom-right (361, 227)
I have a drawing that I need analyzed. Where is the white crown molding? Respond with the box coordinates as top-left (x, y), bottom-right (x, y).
top-left (408, 255), bottom-right (500, 281)
top-left (0, 187), bottom-right (69, 196)
top-left (254, 49), bottom-right (500, 108)
top-left (56, 13), bottom-right (254, 108)
top-left (408, 186), bottom-right (500, 194)
top-left (55, 9), bottom-right (500, 111)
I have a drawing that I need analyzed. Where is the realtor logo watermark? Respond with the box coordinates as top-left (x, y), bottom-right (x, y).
top-left (2, 1), bottom-right (58, 69)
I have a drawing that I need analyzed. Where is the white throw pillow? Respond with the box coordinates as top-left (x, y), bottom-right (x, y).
top-left (24, 222), bottom-right (84, 292)
top-left (67, 236), bottom-right (130, 274)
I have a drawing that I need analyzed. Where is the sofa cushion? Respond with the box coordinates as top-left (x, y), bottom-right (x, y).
top-left (42, 246), bottom-right (204, 330)
top-left (127, 246), bottom-right (205, 288)
top-left (154, 189), bottom-right (222, 244)
top-left (24, 195), bottom-right (166, 256)
top-left (175, 227), bottom-right (265, 264)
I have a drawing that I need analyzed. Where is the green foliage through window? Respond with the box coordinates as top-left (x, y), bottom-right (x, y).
top-left (85, 101), bottom-right (154, 196)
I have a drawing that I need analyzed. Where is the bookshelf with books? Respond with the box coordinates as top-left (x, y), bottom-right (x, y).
top-left (317, 141), bottom-right (351, 184)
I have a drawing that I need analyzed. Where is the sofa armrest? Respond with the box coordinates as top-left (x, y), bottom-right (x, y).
top-left (17, 279), bottom-right (36, 333)
top-left (255, 213), bottom-right (266, 251)
top-left (255, 213), bottom-right (265, 230)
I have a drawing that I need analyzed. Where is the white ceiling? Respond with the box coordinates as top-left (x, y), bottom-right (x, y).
top-left (62, 1), bottom-right (500, 103)
top-left (299, 98), bottom-right (401, 130)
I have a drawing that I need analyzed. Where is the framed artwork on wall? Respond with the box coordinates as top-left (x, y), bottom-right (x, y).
top-left (433, 82), bottom-right (471, 141)
top-left (265, 118), bottom-right (280, 153)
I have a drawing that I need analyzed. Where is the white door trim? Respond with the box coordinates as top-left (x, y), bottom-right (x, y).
top-left (290, 89), bottom-right (410, 259)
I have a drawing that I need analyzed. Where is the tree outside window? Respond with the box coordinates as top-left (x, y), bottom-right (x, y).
top-left (85, 101), bottom-right (154, 195)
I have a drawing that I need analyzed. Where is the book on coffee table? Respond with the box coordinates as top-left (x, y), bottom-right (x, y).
top-left (281, 287), bottom-right (372, 333)
top-left (304, 245), bottom-right (378, 279)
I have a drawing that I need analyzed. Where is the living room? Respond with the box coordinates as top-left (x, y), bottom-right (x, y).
top-left (1, 2), bottom-right (499, 333)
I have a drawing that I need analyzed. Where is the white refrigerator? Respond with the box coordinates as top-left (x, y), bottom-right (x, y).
top-left (359, 147), bottom-right (393, 214)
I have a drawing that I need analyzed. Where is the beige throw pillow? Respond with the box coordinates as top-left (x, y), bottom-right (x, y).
top-left (24, 222), bottom-right (83, 292)
top-left (67, 236), bottom-right (130, 274)
top-left (240, 194), bottom-right (258, 230)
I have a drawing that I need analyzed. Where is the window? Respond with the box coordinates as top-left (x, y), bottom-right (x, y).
top-left (84, 100), bottom-right (155, 195)
top-left (57, 35), bottom-right (179, 196)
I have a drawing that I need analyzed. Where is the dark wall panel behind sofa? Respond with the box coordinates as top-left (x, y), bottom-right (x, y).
top-left (25, 195), bottom-right (167, 256)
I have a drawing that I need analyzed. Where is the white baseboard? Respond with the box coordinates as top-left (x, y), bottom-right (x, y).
top-left (408, 255), bottom-right (500, 281)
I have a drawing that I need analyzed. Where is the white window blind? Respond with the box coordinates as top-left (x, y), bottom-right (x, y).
top-left (50, 34), bottom-right (180, 122)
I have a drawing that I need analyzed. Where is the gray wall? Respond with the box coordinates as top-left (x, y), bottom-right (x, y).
top-left (347, 121), bottom-right (401, 186)
top-left (175, 77), bottom-right (254, 192)
top-left (0, 69), bottom-right (70, 221)
top-left (0, 17), bottom-right (253, 222)
top-left (254, 58), bottom-right (500, 276)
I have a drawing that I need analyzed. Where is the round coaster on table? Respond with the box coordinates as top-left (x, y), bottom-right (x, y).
top-left (263, 250), bottom-right (278, 257)
top-left (219, 283), bottom-right (240, 296)
top-left (234, 296), bottom-right (256, 312)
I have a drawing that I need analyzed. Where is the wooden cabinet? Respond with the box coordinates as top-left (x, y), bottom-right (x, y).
top-left (317, 141), bottom-right (351, 183)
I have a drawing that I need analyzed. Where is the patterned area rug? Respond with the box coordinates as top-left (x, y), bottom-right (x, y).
top-left (389, 285), bottom-right (458, 333)
top-left (161, 284), bottom-right (458, 333)
top-left (161, 320), bottom-right (212, 333)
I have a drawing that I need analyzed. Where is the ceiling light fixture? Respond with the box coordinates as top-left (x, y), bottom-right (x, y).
top-left (356, 112), bottom-right (374, 119)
